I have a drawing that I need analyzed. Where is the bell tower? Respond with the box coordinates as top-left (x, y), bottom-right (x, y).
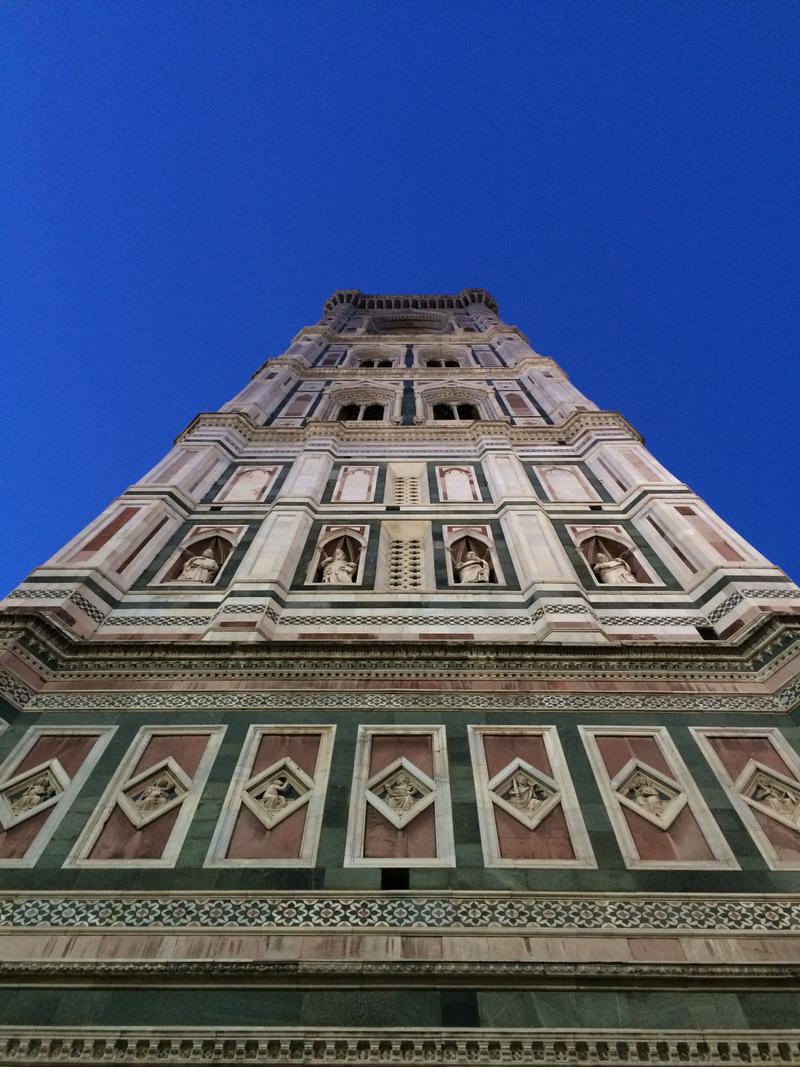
top-left (1, 290), bottom-right (799, 1062)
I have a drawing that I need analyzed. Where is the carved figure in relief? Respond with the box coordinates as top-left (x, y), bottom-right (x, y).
top-left (456, 549), bottom-right (490, 584)
top-left (9, 775), bottom-right (57, 816)
top-left (383, 773), bottom-right (419, 812)
top-left (592, 549), bottom-right (637, 585)
top-left (505, 772), bottom-right (547, 814)
top-left (320, 547), bottom-right (356, 584)
top-left (753, 778), bottom-right (800, 820)
top-left (626, 775), bottom-right (668, 816)
top-left (256, 774), bottom-right (292, 812)
top-left (177, 547), bottom-right (220, 584)
top-left (131, 774), bottom-right (178, 816)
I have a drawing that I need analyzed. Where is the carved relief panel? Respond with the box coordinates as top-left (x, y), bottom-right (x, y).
top-left (65, 726), bottom-right (224, 868)
top-left (0, 727), bottom-right (115, 868)
top-left (691, 727), bottom-right (800, 870)
top-left (579, 727), bottom-right (737, 870)
top-left (468, 727), bottom-right (595, 868)
top-left (344, 726), bottom-right (454, 867)
top-left (207, 726), bottom-right (335, 868)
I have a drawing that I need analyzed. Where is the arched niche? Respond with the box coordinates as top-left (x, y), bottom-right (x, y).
top-left (447, 532), bottom-right (498, 585)
top-left (309, 527), bottom-right (368, 585)
top-left (164, 533), bottom-right (235, 584)
top-left (577, 533), bottom-right (652, 585)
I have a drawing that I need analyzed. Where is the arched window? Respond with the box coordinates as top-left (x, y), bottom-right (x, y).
top-left (432, 401), bottom-right (480, 421)
top-left (433, 403), bottom-right (456, 421)
top-left (378, 360), bottom-right (392, 367)
top-left (337, 401), bottom-right (386, 422)
top-left (426, 360), bottom-right (442, 368)
top-left (360, 360), bottom-right (375, 368)
top-left (444, 360), bottom-right (460, 368)
top-left (457, 403), bottom-right (479, 420)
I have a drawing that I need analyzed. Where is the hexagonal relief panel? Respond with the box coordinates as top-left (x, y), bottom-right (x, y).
top-left (365, 756), bottom-right (436, 829)
top-left (736, 759), bottom-right (800, 832)
top-left (611, 759), bottom-right (687, 831)
top-left (0, 759), bottom-right (70, 829)
top-left (241, 756), bottom-right (315, 831)
top-left (488, 757), bottom-right (561, 830)
top-left (117, 757), bottom-right (192, 829)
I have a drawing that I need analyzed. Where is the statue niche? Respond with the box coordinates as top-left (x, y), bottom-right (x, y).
top-left (314, 534), bottom-right (362, 585)
top-left (449, 536), bottom-right (495, 585)
top-left (165, 535), bottom-right (233, 584)
top-left (579, 535), bottom-right (651, 585)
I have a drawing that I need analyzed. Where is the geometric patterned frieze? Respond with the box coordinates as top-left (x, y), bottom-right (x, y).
top-left (0, 1028), bottom-right (798, 1066)
top-left (0, 759), bottom-right (69, 829)
top-left (610, 759), bottom-right (687, 831)
top-left (19, 689), bottom-right (790, 714)
top-left (0, 892), bottom-right (799, 933)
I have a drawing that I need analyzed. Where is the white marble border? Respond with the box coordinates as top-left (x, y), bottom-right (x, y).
top-left (64, 725), bottom-right (225, 869)
top-left (344, 725), bottom-right (455, 868)
top-left (690, 726), bottom-right (800, 871)
top-left (579, 725), bottom-right (738, 871)
top-left (468, 725), bottom-right (595, 868)
top-left (205, 725), bottom-right (335, 868)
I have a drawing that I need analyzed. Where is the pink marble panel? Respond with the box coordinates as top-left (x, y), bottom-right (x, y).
top-left (706, 735), bottom-right (790, 780)
top-left (363, 802), bottom-right (436, 859)
top-left (0, 808), bottom-right (50, 859)
top-left (133, 734), bottom-right (208, 778)
top-left (482, 734), bottom-right (552, 780)
top-left (14, 735), bottom-right (98, 779)
top-left (89, 804), bottom-right (180, 860)
top-left (368, 735), bottom-right (433, 778)
top-left (250, 733), bottom-right (320, 779)
top-left (621, 804), bottom-right (714, 862)
top-left (594, 735), bottom-right (673, 779)
top-left (493, 804), bottom-right (575, 861)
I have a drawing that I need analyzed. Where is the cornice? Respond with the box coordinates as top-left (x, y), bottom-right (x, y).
top-left (176, 410), bottom-right (643, 447)
top-left (289, 322), bottom-right (529, 346)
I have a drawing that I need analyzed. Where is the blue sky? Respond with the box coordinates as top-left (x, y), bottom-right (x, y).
top-left (2, 1), bottom-right (798, 595)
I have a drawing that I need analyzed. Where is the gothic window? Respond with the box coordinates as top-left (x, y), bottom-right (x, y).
top-left (444, 360), bottom-right (460, 368)
top-left (377, 360), bottom-right (392, 367)
top-left (337, 402), bottom-right (385, 422)
top-left (432, 402), bottom-right (455, 420)
top-left (426, 360), bottom-right (442, 368)
top-left (360, 360), bottom-right (375, 368)
top-left (432, 401), bottom-right (481, 421)
top-left (457, 402), bottom-right (479, 420)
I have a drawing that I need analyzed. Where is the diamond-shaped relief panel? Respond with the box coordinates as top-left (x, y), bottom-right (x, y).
top-left (0, 759), bottom-right (70, 829)
top-left (366, 756), bottom-right (436, 829)
top-left (488, 758), bottom-right (561, 830)
top-left (736, 759), bottom-right (800, 832)
top-left (117, 757), bottom-right (192, 829)
top-left (611, 759), bottom-right (687, 831)
top-left (242, 756), bottom-right (315, 831)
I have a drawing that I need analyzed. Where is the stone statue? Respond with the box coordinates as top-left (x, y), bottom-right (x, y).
top-left (592, 548), bottom-right (637, 585)
top-left (383, 773), bottom-right (419, 812)
top-left (455, 549), bottom-right (490, 584)
top-left (505, 772), bottom-right (546, 814)
top-left (627, 775), bottom-right (667, 816)
top-left (131, 775), bottom-right (177, 816)
top-left (177, 546), bottom-right (220, 583)
top-left (754, 779), bottom-right (800, 820)
top-left (257, 774), bottom-right (291, 812)
top-left (10, 775), bottom-right (57, 816)
top-left (320, 547), bottom-right (356, 584)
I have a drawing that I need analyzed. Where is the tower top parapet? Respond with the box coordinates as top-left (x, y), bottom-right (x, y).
top-left (323, 288), bottom-right (499, 315)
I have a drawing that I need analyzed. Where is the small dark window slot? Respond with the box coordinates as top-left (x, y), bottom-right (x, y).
top-left (385, 505), bottom-right (401, 512)
top-left (696, 626), bottom-right (718, 641)
top-left (589, 504), bottom-right (603, 512)
top-left (210, 506), bottom-right (223, 512)
top-left (381, 868), bottom-right (409, 890)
